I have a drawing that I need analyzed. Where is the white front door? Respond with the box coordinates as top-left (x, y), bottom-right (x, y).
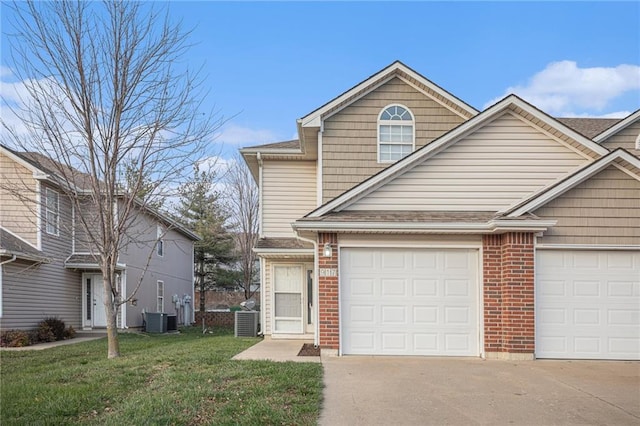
top-left (341, 248), bottom-right (480, 356)
top-left (273, 265), bottom-right (304, 333)
top-left (91, 275), bottom-right (107, 327)
top-left (536, 250), bottom-right (640, 360)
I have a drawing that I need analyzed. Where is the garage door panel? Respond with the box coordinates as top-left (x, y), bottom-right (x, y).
top-left (538, 279), bottom-right (565, 296)
top-left (445, 333), bottom-right (472, 352)
top-left (342, 248), bottom-right (479, 356)
top-left (381, 278), bottom-right (407, 296)
top-left (536, 250), bottom-right (640, 360)
top-left (381, 306), bottom-right (407, 324)
top-left (445, 279), bottom-right (471, 296)
top-left (573, 281), bottom-right (600, 297)
top-left (413, 279), bottom-right (437, 296)
top-left (350, 278), bottom-right (374, 296)
top-left (608, 281), bottom-right (638, 297)
top-left (414, 306), bottom-right (438, 323)
top-left (414, 333), bottom-right (438, 351)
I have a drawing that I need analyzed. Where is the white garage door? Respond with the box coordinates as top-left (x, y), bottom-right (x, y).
top-left (341, 248), bottom-right (479, 356)
top-left (536, 250), bottom-right (640, 360)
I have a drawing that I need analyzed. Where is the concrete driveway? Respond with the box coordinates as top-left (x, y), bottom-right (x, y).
top-left (320, 356), bottom-right (640, 425)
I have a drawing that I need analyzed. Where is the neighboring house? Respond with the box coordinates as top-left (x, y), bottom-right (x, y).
top-left (241, 61), bottom-right (640, 360)
top-left (0, 145), bottom-right (199, 331)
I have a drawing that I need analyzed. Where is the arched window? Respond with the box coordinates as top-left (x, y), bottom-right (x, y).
top-left (378, 104), bottom-right (414, 162)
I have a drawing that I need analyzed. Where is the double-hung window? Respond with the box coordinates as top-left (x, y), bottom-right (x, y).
top-left (156, 225), bottom-right (164, 257)
top-left (45, 188), bottom-right (59, 235)
top-left (378, 104), bottom-right (415, 162)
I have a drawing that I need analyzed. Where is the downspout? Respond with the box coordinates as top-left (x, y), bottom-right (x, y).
top-left (0, 255), bottom-right (17, 318)
top-left (317, 123), bottom-right (324, 206)
top-left (258, 251), bottom-right (265, 336)
top-left (257, 152), bottom-right (264, 239)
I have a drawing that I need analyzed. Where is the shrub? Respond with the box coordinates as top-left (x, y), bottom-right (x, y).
top-left (64, 326), bottom-right (76, 340)
top-left (37, 317), bottom-right (66, 341)
top-left (35, 324), bottom-right (56, 343)
top-left (0, 329), bottom-right (30, 347)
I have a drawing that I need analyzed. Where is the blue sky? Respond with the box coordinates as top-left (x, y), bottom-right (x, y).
top-left (2, 1), bottom-right (639, 159)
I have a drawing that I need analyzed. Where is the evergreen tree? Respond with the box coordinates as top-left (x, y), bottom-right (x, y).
top-left (176, 166), bottom-right (236, 312)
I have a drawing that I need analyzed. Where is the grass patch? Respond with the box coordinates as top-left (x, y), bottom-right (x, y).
top-left (1, 327), bottom-right (323, 425)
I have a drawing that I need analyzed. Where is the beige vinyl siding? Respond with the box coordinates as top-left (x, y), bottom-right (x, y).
top-left (348, 112), bottom-right (589, 212)
top-left (600, 121), bottom-right (640, 156)
top-left (0, 152), bottom-right (38, 245)
top-left (262, 160), bottom-right (316, 237)
top-left (534, 165), bottom-right (640, 245)
top-left (322, 77), bottom-right (466, 201)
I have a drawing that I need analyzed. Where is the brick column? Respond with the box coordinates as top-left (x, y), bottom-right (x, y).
top-left (318, 233), bottom-right (339, 349)
top-left (482, 235), bottom-right (503, 353)
top-left (501, 232), bottom-right (535, 354)
top-left (483, 232), bottom-right (535, 359)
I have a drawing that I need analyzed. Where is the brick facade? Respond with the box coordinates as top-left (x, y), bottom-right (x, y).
top-left (194, 311), bottom-right (235, 328)
top-left (313, 232), bottom-right (536, 356)
top-left (483, 232), bottom-right (535, 356)
top-left (318, 232), bottom-right (339, 349)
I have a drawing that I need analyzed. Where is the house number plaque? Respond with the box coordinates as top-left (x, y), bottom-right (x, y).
top-left (319, 268), bottom-right (337, 277)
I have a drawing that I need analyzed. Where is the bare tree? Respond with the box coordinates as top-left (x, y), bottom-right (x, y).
top-left (224, 154), bottom-right (259, 300)
top-left (1, 1), bottom-right (221, 358)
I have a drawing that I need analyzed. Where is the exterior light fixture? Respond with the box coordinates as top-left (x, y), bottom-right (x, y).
top-left (323, 242), bottom-right (333, 258)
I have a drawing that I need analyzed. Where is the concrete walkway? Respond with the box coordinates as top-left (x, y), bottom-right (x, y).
top-left (320, 356), bottom-right (640, 426)
top-left (1, 335), bottom-right (106, 351)
top-left (232, 338), bottom-right (321, 363)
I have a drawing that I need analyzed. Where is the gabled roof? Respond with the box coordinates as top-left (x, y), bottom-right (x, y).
top-left (293, 210), bottom-right (556, 235)
top-left (298, 61), bottom-right (479, 128)
top-left (593, 109), bottom-right (640, 143)
top-left (556, 117), bottom-right (621, 139)
top-left (0, 144), bottom-right (200, 241)
top-left (505, 148), bottom-right (640, 217)
top-left (241, 139), bottom-right (301, 152)
top-left (308, 94), bottom-right (610, 218)
top-left (0, 227), bottom-right (49, 263)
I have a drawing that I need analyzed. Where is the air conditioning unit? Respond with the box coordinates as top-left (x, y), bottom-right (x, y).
top-left (235, 311), bottom-right (259, 337)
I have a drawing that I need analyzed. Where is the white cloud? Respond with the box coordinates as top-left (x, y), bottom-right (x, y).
top-left (484, 61), bottom-right (640, 116)
top-left (213, 123), bottom-right (280, 147)
top-left (0, 66), bottom-right (13, 78)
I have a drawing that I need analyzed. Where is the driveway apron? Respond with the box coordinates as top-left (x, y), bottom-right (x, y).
top-left (320, 356), bottom-right (640, 426)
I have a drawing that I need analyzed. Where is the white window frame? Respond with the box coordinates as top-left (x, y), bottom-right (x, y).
top-left (156, 225), bottom-right (164, 257)
top-left (156, 280), bottom-right (164, 312)
top-left (45, 188), bottom-right (59, 236)
top-left (377, 104), bottom-right (415, 163)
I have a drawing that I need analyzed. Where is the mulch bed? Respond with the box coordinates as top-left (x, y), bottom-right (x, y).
top-left (297, 343), bottom-right (320, 357)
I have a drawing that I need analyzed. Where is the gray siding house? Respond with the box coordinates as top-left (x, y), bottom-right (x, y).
top-left (0, 145), bottom-right (198, 331)
top-left (241, 61), bottom-right (640, 361)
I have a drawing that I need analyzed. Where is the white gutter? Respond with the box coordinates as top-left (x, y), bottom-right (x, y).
top-left (0, 255), bottom-right (17, 266)
top-left (292, 219), bottom-right (557, 234)
top-left (317, 123), bottom-right (323, 207)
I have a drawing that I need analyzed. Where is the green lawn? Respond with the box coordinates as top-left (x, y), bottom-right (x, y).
top-left (0, 327), bottom-right (323, 425)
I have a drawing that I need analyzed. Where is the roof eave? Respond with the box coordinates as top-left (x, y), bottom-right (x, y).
top-left (0, 249), bottom-right (50, 263)
top-left (292, 219), bottom-right (556, 234)
top-left (593, 109), bottom-right (640, 142)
